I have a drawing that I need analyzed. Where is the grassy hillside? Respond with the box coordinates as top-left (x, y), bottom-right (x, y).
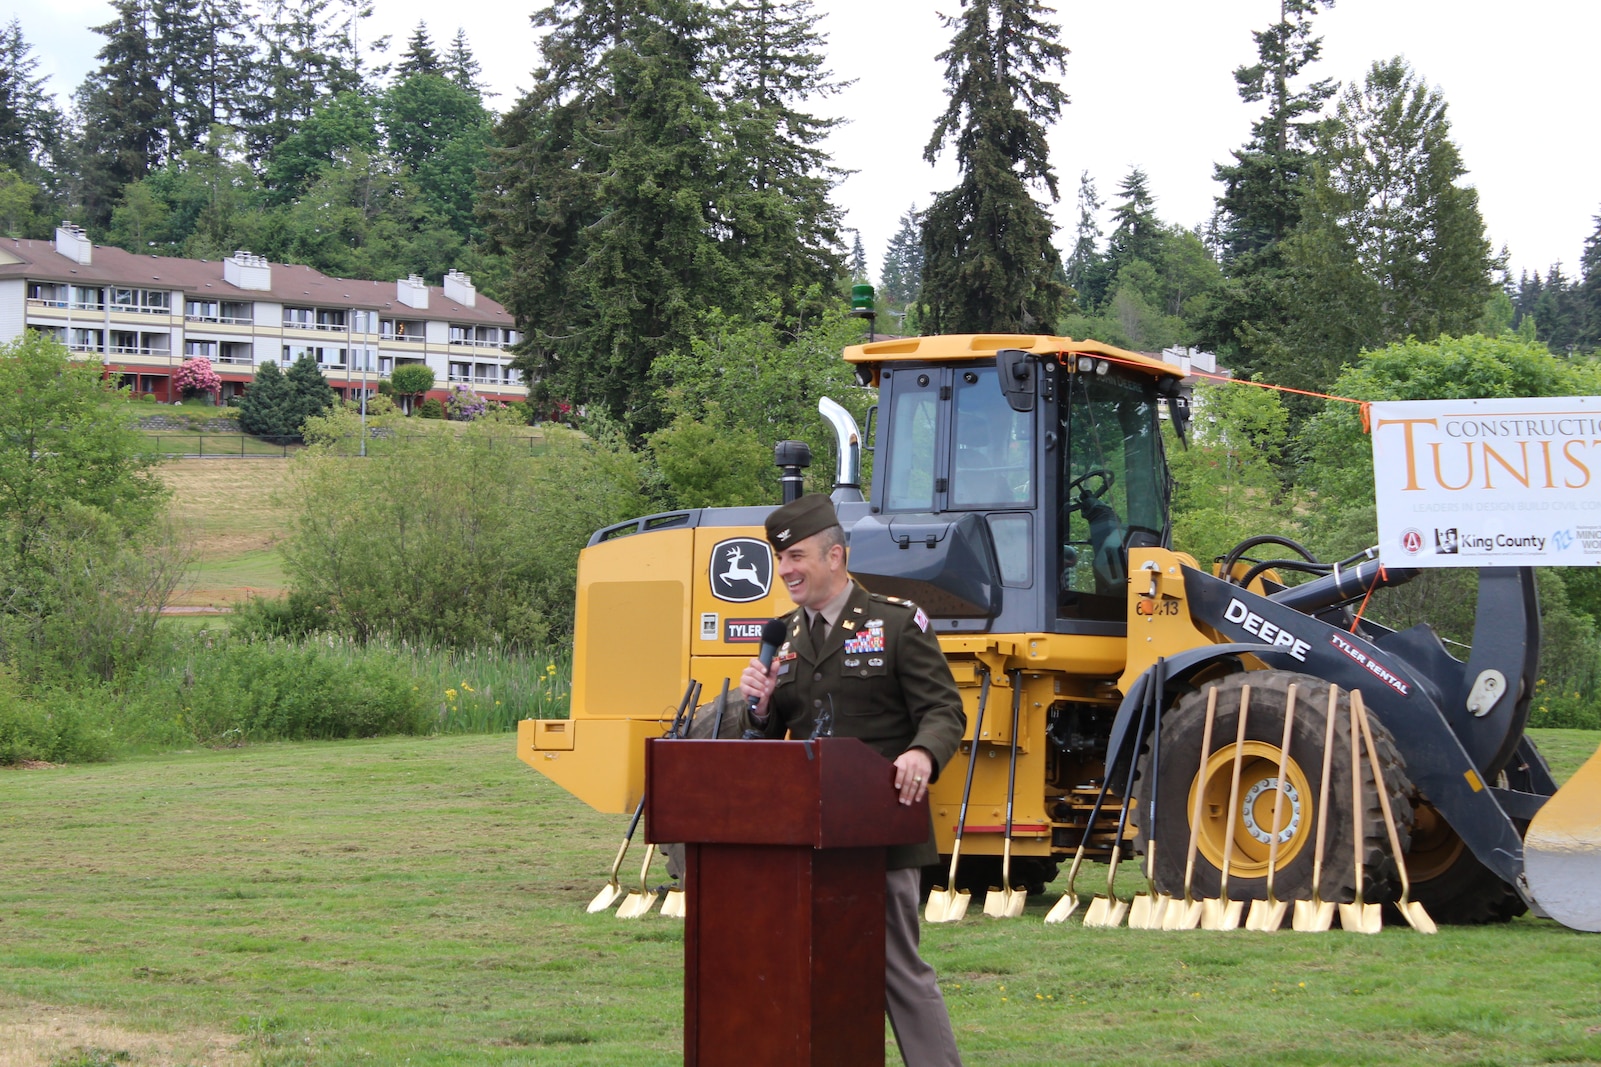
top-left (158, 459), bottom-right (293, 609)
top-left (0, 731), bottom-right (1597, 1066)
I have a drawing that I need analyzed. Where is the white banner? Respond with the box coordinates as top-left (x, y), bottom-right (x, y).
top-left (1370, 396), bottom-right (1601, 567)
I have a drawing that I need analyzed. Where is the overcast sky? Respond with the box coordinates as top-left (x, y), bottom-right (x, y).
top-left (19, 0), bottom-right (1600, 282)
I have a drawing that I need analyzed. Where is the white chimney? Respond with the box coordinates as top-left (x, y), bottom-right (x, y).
top-left (443, 269), bottom-right (476, 308)
top-left (54, 222), bottom-right (92, 265)
top-left (224, 250), bottom-right (272, 291)
top-left (397, 274), bottom-right (430, 310)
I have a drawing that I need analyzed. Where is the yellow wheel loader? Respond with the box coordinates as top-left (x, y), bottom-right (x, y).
top-left (518, 334), bottom-right (1601, 930)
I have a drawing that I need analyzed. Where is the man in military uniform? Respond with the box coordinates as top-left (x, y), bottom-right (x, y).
top-left (740, 493), bottom-right (965, 1067)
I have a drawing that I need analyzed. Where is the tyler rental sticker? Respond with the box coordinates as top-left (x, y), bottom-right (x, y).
top-left (1329, 632), bottom-right (1411, 697)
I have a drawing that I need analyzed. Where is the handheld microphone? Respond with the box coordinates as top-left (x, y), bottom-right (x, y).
top-left (746, 617), bottom-right (790, 716)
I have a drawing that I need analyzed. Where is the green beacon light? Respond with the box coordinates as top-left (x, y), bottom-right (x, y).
top-left (850, 283), bottom-right (875, 314)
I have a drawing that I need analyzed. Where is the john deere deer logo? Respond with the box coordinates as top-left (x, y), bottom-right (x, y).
top-left (710, 538), bottom-right (772, 603)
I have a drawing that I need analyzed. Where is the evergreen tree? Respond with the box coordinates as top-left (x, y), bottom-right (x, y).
top-left (244, 0), bottom-right (370, 163)
top-left (1106, 167), bottom-right (1160, 277)
top-left (918, 0), bottom-right (1070, 334)
top-left (0, 20), bottom-right (62, 176)
top-left (485, 0), bottom-right (843, 437)
top-left (880, 205), bottom-right (924, 309)
top-left (381, 73), bottom-right (491, 240)
top-left (74, 0), bottom-right (165, 226)
top-left (1580, 212), bottom-right (1601, 351)
top-left (283, 353), bottom-right (338, 429)
top-left (1203, 0), bottom-right (1336, 376)
top-left (444, 29), bottom-right (484, 96)
top-left (396, 22), bottom-right (441, 78)
top-left (154, 0), bottom-right (255, 154)
top-left (1064, 170), bottom-right (1106, 309)
top-left (484, 0), bottom-right (734, 436)
top-left (1214, 0), bottom-right (1336, 263)
top-left (850, 231), bottom-right (867, 281)
top-left (1270, 57), bottom-right (1496, 389)
top-left (238, 359), bottom-right (294, 436)
top-left (716, 0), bottom-right (846, 316)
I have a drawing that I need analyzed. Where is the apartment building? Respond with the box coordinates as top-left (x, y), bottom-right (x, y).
top-left (0, 225), bottom-right (525, 405)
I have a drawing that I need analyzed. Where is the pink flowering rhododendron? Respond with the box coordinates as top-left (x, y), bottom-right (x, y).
top-left (173, 357), bottom-right (222, 400)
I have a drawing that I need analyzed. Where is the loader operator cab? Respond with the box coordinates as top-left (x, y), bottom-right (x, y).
top-left (853, 337), bottom-right (1181, 637)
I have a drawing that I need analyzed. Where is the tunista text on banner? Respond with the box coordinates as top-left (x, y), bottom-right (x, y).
top-left (1370, 396), bottom-right (1601, 568)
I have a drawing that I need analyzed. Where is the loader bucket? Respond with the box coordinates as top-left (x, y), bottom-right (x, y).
top-left (1525, 742), bottom-right (1601, 932)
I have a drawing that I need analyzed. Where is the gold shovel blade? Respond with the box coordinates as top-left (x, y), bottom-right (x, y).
top-left (615, 889), bottom-right (658, 920)
top-left (1000, 887), bottom-right (1027, 918)
top-left (660, 889), bottom-right (685, 919)
top-left (1043, 890), bottom-right (1079, 925)
top-left (1162, 898), bottom-right (1201, 931)
top-left (1338, 900), bottom-right (1381, 934)
top-left (1127, 893), bottom-right (1167, 930)
top-left (1082, 894), bottom-right (1128, 929)
top-left (925, 887), bottom-right (971, 924)
top-left (1200, 898), bottom-right (1243, 931)
top-left (1245, 898), bottom-right (1288, 932)
top-left (1292, 899), bottom-right (1335, 932)
top-left (982, 885), bottom-right (1013, 919)
top-left (587, 881), bottom-right (623, 914)
top-left (1398, 899), bottom-right (1437, 934)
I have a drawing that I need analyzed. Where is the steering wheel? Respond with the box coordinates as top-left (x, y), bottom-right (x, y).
top-left (1065, 467), bottom-right (1114, 509)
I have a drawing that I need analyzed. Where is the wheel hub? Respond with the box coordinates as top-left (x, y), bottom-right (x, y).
top-left (1190, 740), bottom-right (1314, 878)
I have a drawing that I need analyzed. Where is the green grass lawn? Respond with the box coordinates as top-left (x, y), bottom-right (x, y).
top-left (1, 731), bottom-right (1598, 1067)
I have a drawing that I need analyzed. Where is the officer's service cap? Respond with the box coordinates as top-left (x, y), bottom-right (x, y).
top-left (765, 494), bottom-right (839, 550)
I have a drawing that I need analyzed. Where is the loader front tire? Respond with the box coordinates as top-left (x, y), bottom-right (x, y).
top-left (1134, 671), bottom-right (1411, 907)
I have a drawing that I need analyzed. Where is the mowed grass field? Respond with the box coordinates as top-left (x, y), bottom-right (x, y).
top-left (1, 731), bottom-right (1598, 1067)
top-left (158, 459), bottom-right (295, 609)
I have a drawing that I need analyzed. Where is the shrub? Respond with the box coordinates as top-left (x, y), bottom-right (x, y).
top-left (416, 397), bottom-right (445, 419)
top-left (173, 357), bottom-right (222, 401)
top-left (0, 669), bottom-right (114, 764)
top-left (229, 592), bottom-right (332, 640)
top-left (174, 638), bottom-right (430, 743)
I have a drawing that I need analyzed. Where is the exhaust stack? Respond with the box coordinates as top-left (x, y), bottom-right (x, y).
top-left (818, 397), bottom-right (864, 504)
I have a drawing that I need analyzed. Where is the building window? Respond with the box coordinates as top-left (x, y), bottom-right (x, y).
top-left (186, 299), bottom-right (220, 321)
top-left (221, 301), bottom-right (251, 323)
top-left (185, 340), bottom-right (219, 359)
top-left (283, 344), bottom-right (311, 363)
top-left (283, 307), bottom-right (313, 328)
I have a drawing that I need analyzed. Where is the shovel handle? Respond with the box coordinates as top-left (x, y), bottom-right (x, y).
top-left (1349, 693), bottom-right (1365, 902)
top-left (1219, 685), bottom-right (1252, 898)
top-left (951, 668), bottom-right (992, 850)
top-left (1264, 684), bottom-right (1299, 898)
top-left (1182, 686), bottom-right (1219, 899)
top-left (1309, 685), bottom-right (1339, 900)
top-left (1145, 658), bottom-right (1167, 887)
top-left (1353, 690), bottom-right (1412, 900)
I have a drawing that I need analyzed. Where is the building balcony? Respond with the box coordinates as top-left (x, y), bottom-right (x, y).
top-left (448, 337), bottom-right (510, 349)
top-left (186, 314), bottom-right (255, 326)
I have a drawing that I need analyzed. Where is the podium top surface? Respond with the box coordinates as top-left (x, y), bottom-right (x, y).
top-left (644, 737), bottom-right (930, 849)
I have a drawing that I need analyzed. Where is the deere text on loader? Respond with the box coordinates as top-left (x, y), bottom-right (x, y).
top-left (518, 334), bottom-right (1601, 931)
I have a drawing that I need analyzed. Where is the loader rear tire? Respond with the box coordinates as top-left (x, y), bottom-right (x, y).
top-left (1403, 804), bottom-right (1526, 924)
top-left (1133, 671), bottom-right (1412, 907)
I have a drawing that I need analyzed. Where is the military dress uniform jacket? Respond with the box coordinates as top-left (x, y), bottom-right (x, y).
top-left (742, 580), bottom-right (966, 870)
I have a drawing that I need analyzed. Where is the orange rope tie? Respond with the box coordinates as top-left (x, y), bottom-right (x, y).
top-left (1349, 564), bottom-right (1387, 634)
top-left (1187, 368), bottom-right (1367, 410)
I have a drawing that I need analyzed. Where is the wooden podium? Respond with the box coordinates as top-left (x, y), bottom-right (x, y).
top-left (645, 737), bottom-right (929, 1067)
